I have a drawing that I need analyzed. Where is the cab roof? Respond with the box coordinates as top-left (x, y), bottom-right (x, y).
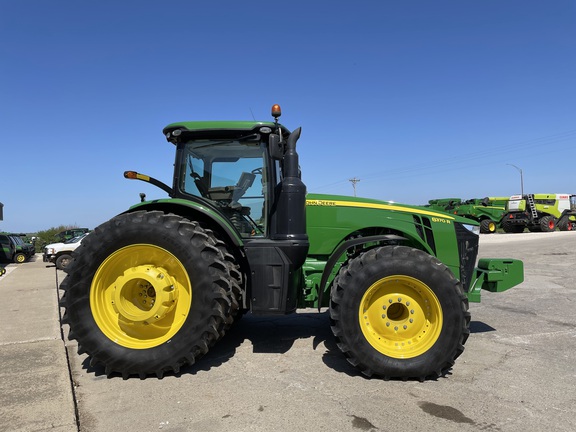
top-left (162, 121), bottom-right (292, 143)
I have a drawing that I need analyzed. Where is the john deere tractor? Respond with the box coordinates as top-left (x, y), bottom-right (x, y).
top-left (61, 105), bottom-right (524, 380)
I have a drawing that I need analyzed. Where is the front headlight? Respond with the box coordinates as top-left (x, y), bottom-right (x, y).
top-left (462, 224), bottom-right (480, 236)
top-left (46, 248), bottom-right (55, 254)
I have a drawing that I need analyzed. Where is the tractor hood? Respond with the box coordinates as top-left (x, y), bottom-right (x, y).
top-left (306, 193), bottom-right (477, 226)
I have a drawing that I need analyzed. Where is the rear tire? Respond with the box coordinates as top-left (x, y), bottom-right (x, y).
top-left (329, 246), bottom-right (470, 380)
top-left (60, 211), bottom-right (234, 378)
top-left (502, 221), bottom-right (524, 233)
top-left (540, 215), bottom-right (556, 232)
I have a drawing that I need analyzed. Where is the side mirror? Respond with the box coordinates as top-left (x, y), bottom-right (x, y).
top-left (268, 134), bottom-right (284, 160)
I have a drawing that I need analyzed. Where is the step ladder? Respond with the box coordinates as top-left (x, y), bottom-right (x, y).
top-left (527, 194), bottom-right (539, 220)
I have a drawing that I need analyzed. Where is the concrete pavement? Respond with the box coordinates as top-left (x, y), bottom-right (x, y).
top-left (0, 256), bottom-right (77, 432)
top-left (1, 231), bottom-right (575, 432)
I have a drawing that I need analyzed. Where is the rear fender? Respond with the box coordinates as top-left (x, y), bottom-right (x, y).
top-left (123, 199), bottom-right (243, 247)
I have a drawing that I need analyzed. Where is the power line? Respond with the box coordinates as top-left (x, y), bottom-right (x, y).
top-left (310, 129), bottom-right (576, 192)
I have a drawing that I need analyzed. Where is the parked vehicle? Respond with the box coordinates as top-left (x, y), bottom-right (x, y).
top-left (54, 228), bottom-right (90, 243)
top-left (0, 202), bottom-right (4, 275)
top-left (501, 194), bottom-right (576, 233)
top-left (428, 197), bottom-right (509, 234)
top-left (0, 233), bottom-right (35, 263)
top-left (61, 105), bottom-right (524, 380)
top-left (43, 233), bottom-right (89, 270)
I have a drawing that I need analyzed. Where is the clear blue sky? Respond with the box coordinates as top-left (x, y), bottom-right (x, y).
top-left (1, 1), bottom-right (575, 233)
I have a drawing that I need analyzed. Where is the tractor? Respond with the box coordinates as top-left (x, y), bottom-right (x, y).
top-left (61, 105), bottom-right (524, 380)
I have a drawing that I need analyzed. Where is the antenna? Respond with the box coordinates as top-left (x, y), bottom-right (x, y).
top-left (249, 107), bottom-right (256, 120)
top-left (349, 177), bottom-right (360, 197)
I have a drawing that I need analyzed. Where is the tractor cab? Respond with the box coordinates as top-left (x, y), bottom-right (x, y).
top-left (160, 106), bottom-right (307, 248)
top-left (171, 125), bottom-right (275, 238)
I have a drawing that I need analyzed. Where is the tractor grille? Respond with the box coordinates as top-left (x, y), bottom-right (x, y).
top-left (454, 222), bottom-right (479, 292)
top-left (413, 215), bottom-right (437, 255)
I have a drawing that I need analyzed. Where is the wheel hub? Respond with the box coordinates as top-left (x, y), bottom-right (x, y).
top-left (364, 292), bottom-right (429, 341)
top-left (111, 265), bottom-right (178, 325)
top-left (360, 276), bottom-right (442, 358)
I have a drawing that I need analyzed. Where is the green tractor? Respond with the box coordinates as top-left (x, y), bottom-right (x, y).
top-left (501, 194), bottom-right (576, 233)
top-left (427, 197), bottom-right (509, 234)
top-left (0, 202), bottom-right (4, 276)
top-left (61, 105), bottom-right (524, 380)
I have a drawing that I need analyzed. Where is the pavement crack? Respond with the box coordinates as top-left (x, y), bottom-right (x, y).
top-left (54, 268), bottom-right (81, 432)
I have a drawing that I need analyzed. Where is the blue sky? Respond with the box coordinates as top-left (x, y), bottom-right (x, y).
top-left (1, 0), bottom-right (575, 233)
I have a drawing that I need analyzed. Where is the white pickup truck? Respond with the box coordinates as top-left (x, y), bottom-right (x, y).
top-left (43, 233), bottom-right (89, 270)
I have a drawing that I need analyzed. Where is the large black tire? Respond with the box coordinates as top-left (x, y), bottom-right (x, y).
top-left (330, 246), bottom-right (470, 380)
top-left (480, 219), bottom-right (497, 234)
top-left (55, 253), bottom-right (73, 270)
top-left (558, 219), bottom-right (574, 231)
top-left (502, 221), bottom-right (524, 233)
top-left (540, 215), bottom-right (556, 232)
top-left (60, 211), bottom-right (237, 379)
top-left (208, 228), bottom-right (244, 327)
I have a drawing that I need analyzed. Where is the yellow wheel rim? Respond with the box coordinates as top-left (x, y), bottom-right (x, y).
top-left (90, 244), bottom-right (192, 349)
top-left (359, 275), bottom-right (443, 359)
top-left (488, 222), bottom-right (496, 232)
top-left (16, 254), bottom-right (25, 263)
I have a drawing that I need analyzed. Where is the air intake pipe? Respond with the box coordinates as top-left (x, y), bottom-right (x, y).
top-left (270, 127), bottom-right (309, 267)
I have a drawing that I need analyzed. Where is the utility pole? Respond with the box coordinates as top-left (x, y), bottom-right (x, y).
top-left (349, 177), bottom-right (360, 197)
top-left (506, 164), bottom-right (524, 196)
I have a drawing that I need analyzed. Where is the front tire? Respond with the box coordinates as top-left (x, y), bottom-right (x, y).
top-left (60, 211), bottom-right (234, 378)
top-left (540, 215), bottom-right (556, 232)
top-left (480, 219), bottom-right (497, 234)
top-left (330, 246), bottom-right (470, 380)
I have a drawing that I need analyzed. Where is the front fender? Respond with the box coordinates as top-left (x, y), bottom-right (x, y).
top-left (316, 234), bottom-right (406, 309)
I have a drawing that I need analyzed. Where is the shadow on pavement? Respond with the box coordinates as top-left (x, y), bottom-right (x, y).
top-left (81, 310), bottom-right (363, 380)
